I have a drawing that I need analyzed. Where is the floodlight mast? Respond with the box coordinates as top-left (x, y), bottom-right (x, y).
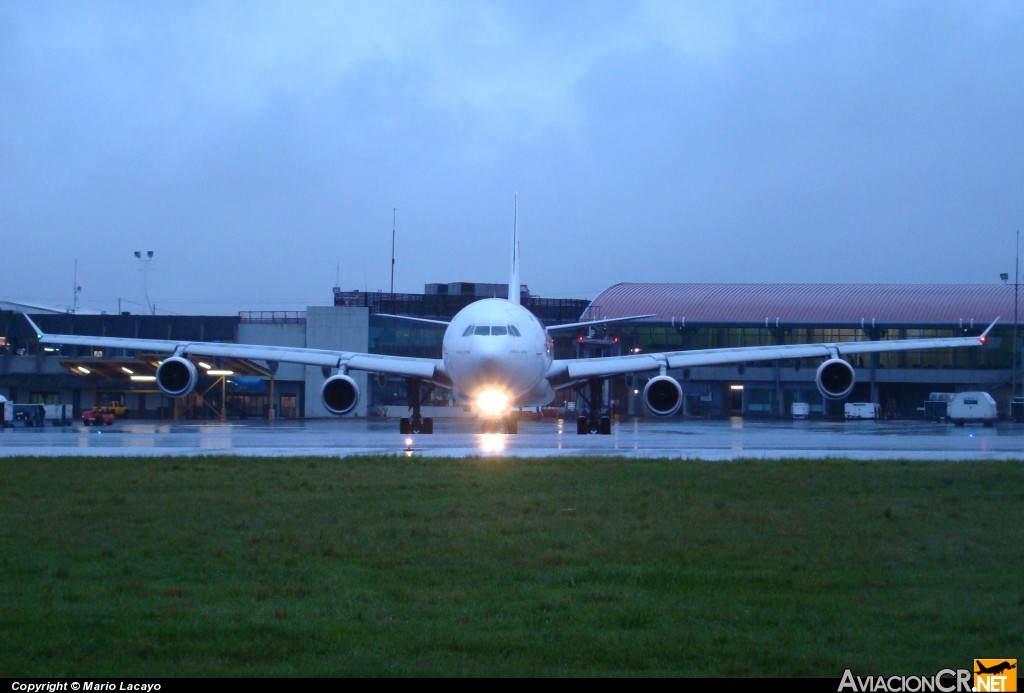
top-left (135, 250), bottom-right (155, 315)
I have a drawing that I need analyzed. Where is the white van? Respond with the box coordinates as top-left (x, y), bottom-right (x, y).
top-left (844, 402), bottom-right (880, 420)
top-left (791, 402), bottom-right (810, 420)
top-left (948, 392), bottom-right (997, 426)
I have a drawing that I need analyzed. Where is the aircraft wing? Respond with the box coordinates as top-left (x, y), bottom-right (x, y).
top-left (24, 316), bottom-right (445, 382)
top-left (548, 319), bottom-right (997, 382)
top-left (548, 314), bottom-right (657, 331)
top-left (375, 314), bottom-right (451, 327)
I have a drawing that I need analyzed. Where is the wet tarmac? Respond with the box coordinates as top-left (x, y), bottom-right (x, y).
top-left (1, 416), bottom-right (1022, 460)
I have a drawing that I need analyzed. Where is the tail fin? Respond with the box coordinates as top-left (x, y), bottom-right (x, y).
top-left (509, 193), bottom-right (521, 305)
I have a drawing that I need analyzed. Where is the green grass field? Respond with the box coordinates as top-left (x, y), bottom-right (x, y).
top-left (0, 455), bottom-right (1020, 677)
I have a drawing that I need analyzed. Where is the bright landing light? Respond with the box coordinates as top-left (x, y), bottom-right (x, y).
top-left (476, 389), bottom-right (510, 417)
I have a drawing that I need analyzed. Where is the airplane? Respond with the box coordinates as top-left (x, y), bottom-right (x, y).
top-left (23, 213), bottom-right (998, 435)
top-left (976, 661), bottom-right (1017, 675)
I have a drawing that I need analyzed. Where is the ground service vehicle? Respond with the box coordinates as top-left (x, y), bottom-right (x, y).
top-left (923, 392), bottom-right (955, 422)
top-left (947, 392), bottom-right (997, 426)
top-left (81, 408), bottom-right (115, 426)
top-left (99, 401), bottom-right (127, 416)
top-left (844, 402), bottom-right (880, 420)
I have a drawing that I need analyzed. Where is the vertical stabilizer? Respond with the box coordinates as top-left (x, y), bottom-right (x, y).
top-left (509, 193), bottom-right (521, 305)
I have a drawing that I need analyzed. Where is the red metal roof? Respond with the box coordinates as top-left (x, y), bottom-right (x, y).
top-left (585, 283), bottom-right (1009, 326)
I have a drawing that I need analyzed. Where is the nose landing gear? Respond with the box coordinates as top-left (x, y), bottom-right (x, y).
top-left (481, 416), bottom-right (518, 434)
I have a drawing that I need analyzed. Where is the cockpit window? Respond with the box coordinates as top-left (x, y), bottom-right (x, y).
top-left (466, 325), bottom-right (519, 336)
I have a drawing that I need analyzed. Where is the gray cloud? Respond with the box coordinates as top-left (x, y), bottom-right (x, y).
top-left (2, 1), bottom-right (1022, 314)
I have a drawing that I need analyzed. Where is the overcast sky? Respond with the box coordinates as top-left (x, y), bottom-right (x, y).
top-left (2, 1), bottom-right (1023, 315)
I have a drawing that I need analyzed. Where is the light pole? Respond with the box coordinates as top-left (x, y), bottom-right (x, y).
top-left (1011, 229), bottom-right (1019, 419)
top-left (134, 250), bottom-right (154, 315)
top-left (1011, 232), bottom-right (1019, 405)
top-left (1002, 230), bottom-right (1020, 420)
top-left (72, 258), bottom-right (82, 313)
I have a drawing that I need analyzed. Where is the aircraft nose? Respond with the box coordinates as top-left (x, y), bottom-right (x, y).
top-left (474, 337), bottom-right (506, 359)
top-left (475, 354), bottom-right (503, 381)
top-left (472, 339), bottom-right (510, 382)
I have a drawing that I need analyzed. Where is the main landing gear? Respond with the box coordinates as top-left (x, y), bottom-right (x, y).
top-left (575, 377), bottom-right (612, 435)
top-left (399, 379), bottom-right (433, 434)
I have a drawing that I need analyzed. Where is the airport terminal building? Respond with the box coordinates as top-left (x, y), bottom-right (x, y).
top-left (0, 282), bottom-right (1014, 421)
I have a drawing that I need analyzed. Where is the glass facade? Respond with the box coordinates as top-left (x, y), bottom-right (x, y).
top-left (613, 323), bottom-right (1001, 369)
top-left (577, 320), bottom-right (1008, 419)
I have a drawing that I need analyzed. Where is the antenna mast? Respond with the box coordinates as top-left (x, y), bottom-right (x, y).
top-left (390, 208), bottom-right (396, 298)
top-left (509, 193), bottom-right (521, 305)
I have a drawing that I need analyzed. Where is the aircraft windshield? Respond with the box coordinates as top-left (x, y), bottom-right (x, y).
top-left (465, 325), bottom-right (521, 337)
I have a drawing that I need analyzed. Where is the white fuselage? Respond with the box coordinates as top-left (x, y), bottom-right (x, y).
top-left (442, 298), bottom-right (555, 410)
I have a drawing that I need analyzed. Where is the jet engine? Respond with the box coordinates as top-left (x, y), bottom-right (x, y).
top-left (816, 358), bottom-right (856, 400)
top-left (321, 374), bottom-right (360, 416)
top-left (156, 356), bottom-right (198, 398)
top-left (643, 375), bottom-right (683, 416)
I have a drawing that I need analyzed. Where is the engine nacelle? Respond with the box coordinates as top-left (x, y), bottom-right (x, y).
top-left (321, 374), bottom-right (360, 416)
top-left (816, 358), bottom-right (856, 400)
top-left (156, 356), bottom-right (198, 398)
top-left (643, 375), bottom-right (683, 416)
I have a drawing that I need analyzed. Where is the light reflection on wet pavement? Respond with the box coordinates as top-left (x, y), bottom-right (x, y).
top-left (2, 417), bottom-right (1022, 460)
